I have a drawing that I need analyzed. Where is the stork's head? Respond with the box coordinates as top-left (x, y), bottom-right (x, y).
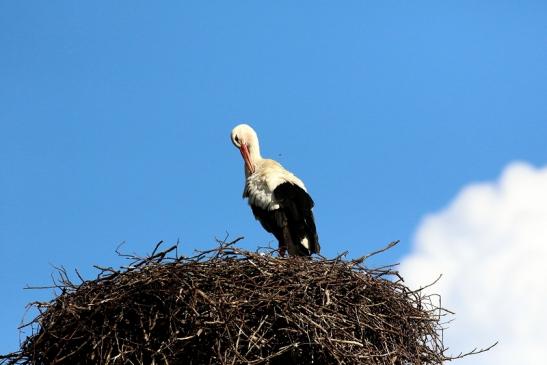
top-left (231, 124), bottom-right (260, 174)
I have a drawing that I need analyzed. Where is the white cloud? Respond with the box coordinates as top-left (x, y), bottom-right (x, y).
top-left (400, 161), bottom-right (547, 365)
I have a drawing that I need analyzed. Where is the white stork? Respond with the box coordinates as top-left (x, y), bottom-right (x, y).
top-left (230, 124), bottom-right (320, 257)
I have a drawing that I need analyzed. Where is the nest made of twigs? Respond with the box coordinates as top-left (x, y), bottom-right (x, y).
top-left (1, 238), bottom-right (491, 364)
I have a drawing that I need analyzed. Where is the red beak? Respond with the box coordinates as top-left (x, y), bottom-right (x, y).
top-left (239, 144), bottom-right (255, 174)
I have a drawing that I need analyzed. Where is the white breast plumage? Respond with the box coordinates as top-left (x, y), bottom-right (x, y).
top-left (244, 159), bottom-right (306, 211)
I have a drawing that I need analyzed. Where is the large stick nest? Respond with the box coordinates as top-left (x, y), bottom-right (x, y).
top-left (1, 239), bottom-right (485, 364)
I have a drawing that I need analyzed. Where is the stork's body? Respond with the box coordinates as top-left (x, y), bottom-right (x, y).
top-left (231, 124), bottom-right (320, 257)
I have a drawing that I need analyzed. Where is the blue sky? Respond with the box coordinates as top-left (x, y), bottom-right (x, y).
top-left (1, 1), bottom-right (546, 354)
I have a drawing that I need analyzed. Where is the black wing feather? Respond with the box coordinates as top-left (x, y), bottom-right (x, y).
top-left (274, 183), bottom-right (320, 255)
top-left (250, 182), bottom-right (320, 256)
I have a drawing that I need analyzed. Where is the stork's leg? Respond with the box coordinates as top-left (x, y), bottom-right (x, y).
top-left (270, 210), bottom-right (291, 257)
top-left (280, 224), bottom-right (293, 257)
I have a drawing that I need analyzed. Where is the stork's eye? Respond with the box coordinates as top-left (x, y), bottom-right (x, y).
top-left (234, 136), bottom-right (240, 144)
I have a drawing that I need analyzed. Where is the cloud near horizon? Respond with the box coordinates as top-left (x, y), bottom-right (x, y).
top-left (400, 161), bottom-right (547, 365)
